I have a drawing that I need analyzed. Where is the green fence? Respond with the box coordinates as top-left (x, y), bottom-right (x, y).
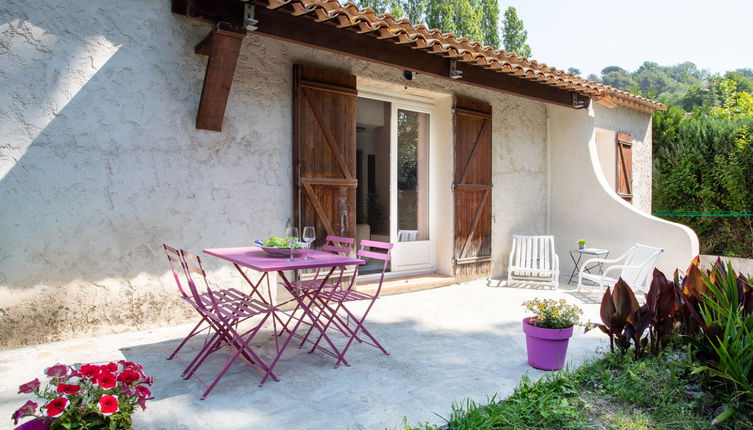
top-left (652, 211), bottom-right (753, 217)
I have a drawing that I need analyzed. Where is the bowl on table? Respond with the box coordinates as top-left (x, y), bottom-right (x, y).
top-left (254, 240), bottom-right (309, 258)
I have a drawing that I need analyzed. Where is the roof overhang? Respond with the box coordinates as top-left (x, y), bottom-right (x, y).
top-left (172, 0), bottom-right (664, 131)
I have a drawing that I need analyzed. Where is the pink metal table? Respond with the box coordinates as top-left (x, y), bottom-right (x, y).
top-left (202, 246), bottom-right (364, 384)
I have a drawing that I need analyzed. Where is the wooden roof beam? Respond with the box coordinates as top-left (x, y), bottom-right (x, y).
top-left (194, 24), bottom-right (247, 131)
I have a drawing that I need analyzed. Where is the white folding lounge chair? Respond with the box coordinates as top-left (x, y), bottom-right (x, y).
top-left (577, 243), bottom-right (663, 294)
top-left (507, 235), bottom-right (560, 289)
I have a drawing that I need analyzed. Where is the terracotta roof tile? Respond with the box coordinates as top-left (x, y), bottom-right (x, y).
top-left (262, 0), bottom-right (664, 112)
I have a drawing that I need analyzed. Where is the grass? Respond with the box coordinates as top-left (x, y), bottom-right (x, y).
top-left (397, 346), bottom-right (747, 430)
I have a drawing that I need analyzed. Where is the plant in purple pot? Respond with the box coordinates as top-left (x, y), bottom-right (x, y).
top-left (521, 298), bottom-right (583, 370)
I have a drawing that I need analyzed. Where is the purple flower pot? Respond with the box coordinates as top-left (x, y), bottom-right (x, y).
top-left (522, 317), bottom-right (574, 371)
top-left (14, 419), bottom-right (50, 430)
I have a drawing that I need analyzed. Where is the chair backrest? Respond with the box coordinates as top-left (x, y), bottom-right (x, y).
top-left (179, 250), bottom-right (221, 315)
top-left (163, 244), bottom-right (189, 298)
top-left (352, 239), bottom-right (393, 295)
top-left (620, 244), bottom-right (664, 290)
top-left (322, 235), bottom-right (355, 255)
top-left (509, 235), bottom-right (557, 271)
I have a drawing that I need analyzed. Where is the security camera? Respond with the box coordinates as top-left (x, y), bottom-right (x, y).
top-left (403, 70), bottom-right (417, 80)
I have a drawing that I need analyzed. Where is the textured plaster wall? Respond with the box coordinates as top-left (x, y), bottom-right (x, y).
top-left (1, 0), bottom-right (550, 347)
top-left (0, 0), bottom-right (660, 348)
top-left (592, 104), bottom-right (653, 213)
top-left (0, 0), bottom-right (291, 348)
top-left (548, 104), bottom-right (698, 276)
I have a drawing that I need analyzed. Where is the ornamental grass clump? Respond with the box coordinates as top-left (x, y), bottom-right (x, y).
top-left (522, 298), bottom-right (582, 329)
top-left (11, 360), bottom-right (153, 430)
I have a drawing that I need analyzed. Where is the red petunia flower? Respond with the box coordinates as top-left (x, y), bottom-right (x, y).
top-left (80, 364), bottom-right (101, 380)
top-left (56, 383), bottom-right (81, 395)
top-left (116, 369), bottom-right (140, 385)
top-left (45, 397), bottom-right (69, 418)
top-left (118, 360), bottom-right (143, 371)
top-left (134, 385), bottom-right (152, 398)
top-left (18, 378), bottom-right (40, 394)
top-left (144, 375), bottom-right (154, 386)
top-left (11, 400), bottom-right (37, 425)
top-left (45, 364), bottom-right (68, 378)
top-left (100, 362), bottom-right (118, 373)
top-left (96, 372), bottom-right (117, 389)
top-left (98, 395), bottom-right (119, 416)
top-left (136, 395), bottom-right (148, 411)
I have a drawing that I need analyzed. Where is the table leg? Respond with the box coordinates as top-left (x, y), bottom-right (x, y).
top-left (259, 267), bottom-right (344, 385)
top-left (279, 270), bottom-right (349, 365)
top-left (568, 252), bottom-right (583, 284)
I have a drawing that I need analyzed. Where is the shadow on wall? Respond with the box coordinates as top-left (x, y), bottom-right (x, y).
top-left (0, 0), bottom-right (291, 347)
top-left (1, 1), bottom-right (289, 287)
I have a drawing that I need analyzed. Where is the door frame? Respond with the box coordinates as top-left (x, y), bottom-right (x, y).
top-left (357, 87), bottom-right (438, 277)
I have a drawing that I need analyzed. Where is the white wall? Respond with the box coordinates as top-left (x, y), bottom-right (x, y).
top-left (0, 0), bottom-right (548, 347)
top-left (548, 104), bottom-right (698, 276)
top-left (592, 104), bottom-right (653, 214)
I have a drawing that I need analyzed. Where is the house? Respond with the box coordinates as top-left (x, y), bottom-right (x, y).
top-left (0, 0), bottom-right (698, 348)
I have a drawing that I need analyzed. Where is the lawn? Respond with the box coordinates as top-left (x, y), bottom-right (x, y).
top-left (400, 344), bottom-right (747, 429)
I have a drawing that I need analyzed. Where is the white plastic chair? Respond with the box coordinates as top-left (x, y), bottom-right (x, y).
top-left (577, 244), bottom-right (663, 293)
top-left (507, 235), bottom-right (560, 289)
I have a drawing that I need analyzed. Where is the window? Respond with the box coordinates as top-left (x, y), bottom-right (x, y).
top-left (616, 132), bottom-right (633, 203)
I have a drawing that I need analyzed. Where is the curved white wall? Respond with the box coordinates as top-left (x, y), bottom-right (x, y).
top-left (548, 104), bottom-right (698, 275)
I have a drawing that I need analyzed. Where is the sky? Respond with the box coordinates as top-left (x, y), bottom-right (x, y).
top-left (503, 0), bottom-right (753, 77)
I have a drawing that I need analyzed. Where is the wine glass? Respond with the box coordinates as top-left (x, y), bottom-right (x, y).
top-left (285, 226), bottom-right (299, 262)
top-left (303, 226), bottom-right (316, 260)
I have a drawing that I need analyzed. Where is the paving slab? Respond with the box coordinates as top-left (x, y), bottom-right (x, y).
top-left (1, 280), bottom-right (607, 430)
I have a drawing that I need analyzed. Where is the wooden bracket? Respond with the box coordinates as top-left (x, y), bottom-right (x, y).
top-left (194, 24), bottom-right (246, 131)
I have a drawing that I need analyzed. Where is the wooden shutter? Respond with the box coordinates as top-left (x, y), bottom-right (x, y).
top-left (293, 64), bottom-right (357, 246)
top-left (453, 96), bottom-right (492, 277)
top-left (616, 132), bottom-right (633, 203)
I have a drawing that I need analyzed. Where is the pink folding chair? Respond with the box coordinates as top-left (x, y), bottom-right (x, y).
top-left (281, 236), bottom-right (355, 337)
top-left (291, 235), bottom-right (355, 292)
top-left (178, 250), bottom-right (278, 399)
top-left (305, 239), bottom-right (393, 367)
top-left (162, 244), bottom-right (250, 362)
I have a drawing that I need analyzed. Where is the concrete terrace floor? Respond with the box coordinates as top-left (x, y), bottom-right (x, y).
top-left (1, 279), bottom-right (606, 430)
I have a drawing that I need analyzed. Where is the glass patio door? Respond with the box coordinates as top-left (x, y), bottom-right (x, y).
top-left (355, 93), bottom-right (436, 276)
top-left (389, 103), bottom-right (434, 273)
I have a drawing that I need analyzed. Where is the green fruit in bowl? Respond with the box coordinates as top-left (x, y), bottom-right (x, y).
top-left (263, 236), bottom-right (291, 248)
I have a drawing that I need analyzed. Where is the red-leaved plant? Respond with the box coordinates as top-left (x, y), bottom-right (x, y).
top-left (11, 361), bottom-right (153, 429)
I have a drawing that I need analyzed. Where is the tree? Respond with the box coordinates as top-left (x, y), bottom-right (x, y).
top-left (567, 67), bottom-right (581, 76)
top-left (479, 0), bottom-right (500, 47)
top-left (710, 79), bottom-right (753, 120)
top-left (602, 69), bottom-right (636, 90)
top-left (354, 0), bottom-right (505, 49)
top-left (400, 0), bottom-right (427, 23)
top-left (501, 6), bottom-right (531, 57)
top-left (587, 73), bottom-right (601, 83)
top-left (426, 0), bottom-right (457, 34)
top-left (453, 0), bottom-right (483, 42)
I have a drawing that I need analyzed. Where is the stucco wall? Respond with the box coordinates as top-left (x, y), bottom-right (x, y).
top-left (592, 104), bottom-right (653, 214)
top-left (548, 104), bottom-right (698, 276)
top-left (1, 0), bottom-right (549, 347)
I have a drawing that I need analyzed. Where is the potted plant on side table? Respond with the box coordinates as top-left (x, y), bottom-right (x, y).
top-left (11, 361), bottom-right (153, 430)
top-left (521, 298), bottom-right (583, 371)
top-left (577, 239), bottom-right (586, 250)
